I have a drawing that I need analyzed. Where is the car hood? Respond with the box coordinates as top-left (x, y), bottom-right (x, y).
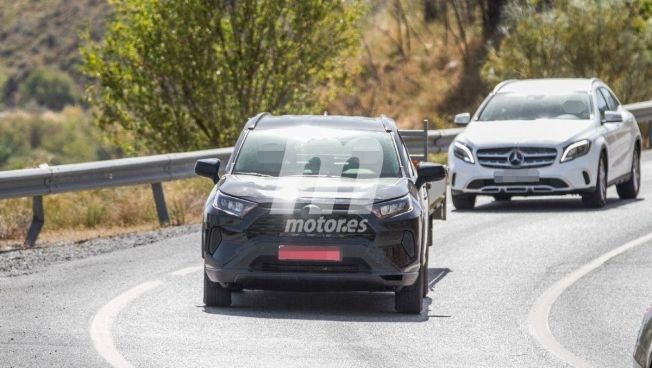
top-left (458, 120), bottom-right (595, 147)
top-left (218, 175), bottom-right (409, 203)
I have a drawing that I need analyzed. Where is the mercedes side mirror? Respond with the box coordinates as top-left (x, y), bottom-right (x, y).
top-left (604, 111), bottom-right (623, 123)
top-left (454, 112), bottom-right (471, 125)
top-left (195, 158), bottom-right (221, 183)
top-left (416, 162), bottom-right (447, 188)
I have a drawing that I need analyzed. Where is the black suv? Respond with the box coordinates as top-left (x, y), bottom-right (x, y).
top-left (195, 114), bottom-right (446, 314)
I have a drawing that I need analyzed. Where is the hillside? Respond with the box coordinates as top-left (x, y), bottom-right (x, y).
top-left (0, 0), bottom-right (110, 106)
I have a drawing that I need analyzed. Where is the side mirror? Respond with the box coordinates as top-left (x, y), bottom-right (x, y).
top-left (416, 162), bottom-right (447, 188)
top-left (195, 158), bottom-right (221, 183)
top-left (604, 110), bottom-right (623, 123)
top-left (454, 112), bottom-right (471, 125)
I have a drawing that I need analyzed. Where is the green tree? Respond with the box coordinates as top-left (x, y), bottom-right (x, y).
top-left (81, 0), bottom-right (363, 152)
top-left (18, 68), bottom-right (79, 111)
top-left (482, 0), bottom-right (652, 102)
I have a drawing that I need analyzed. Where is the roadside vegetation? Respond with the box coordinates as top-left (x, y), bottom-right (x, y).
top-left (1, 0), bottom-right (651, 245)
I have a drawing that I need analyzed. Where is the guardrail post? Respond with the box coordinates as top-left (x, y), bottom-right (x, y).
top-left (151, 183), bottom-right (170, 226)
top-left (25, 196), bottom-right (44, 246)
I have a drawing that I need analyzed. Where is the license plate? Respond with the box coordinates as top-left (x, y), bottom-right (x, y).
top-left (494, 169), bottom-right (539, 183)
top-left (278, 245), bottom-right (341, 262)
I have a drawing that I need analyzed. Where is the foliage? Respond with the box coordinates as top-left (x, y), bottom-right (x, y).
top-left (0, 108), bottom-right (120, 170)
top-left (328, 0), bottom-right (489, 127)
top-left (0, 0), bottom-right (110, 107)
top-left (18, 68), bottom-right (80, 110)
top-left (81, 0), bottom-right (364, 152)
top-left (482, 0), bottom-right (652, 102)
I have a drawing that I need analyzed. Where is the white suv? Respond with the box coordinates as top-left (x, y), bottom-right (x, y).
top-left (448, 78), bottom-right (642, 209)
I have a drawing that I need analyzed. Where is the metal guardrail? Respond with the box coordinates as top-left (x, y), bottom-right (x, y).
top-left (0, 148), bottom-right (232, 245)
top-left (1, 101), bottom-right (651, 246)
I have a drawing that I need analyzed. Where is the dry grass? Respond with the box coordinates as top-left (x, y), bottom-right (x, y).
top-left (0, 177), bottom-right (213, 248)
top-left (329, 2), bottom-right (487, 129)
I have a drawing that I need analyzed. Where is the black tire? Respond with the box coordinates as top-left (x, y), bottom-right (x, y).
top-left (395, 266), bottom-right (424, 314)
top-left (582, 154), bottom-right (607, 208)
top-left (493, 193), bottom-right (511, 201)
top-left (616, 147), bottom-right (640, 199)
top-left (451, 193), bottom-right (476, 210)
top-left (204, 271), bottom-right (231, 307)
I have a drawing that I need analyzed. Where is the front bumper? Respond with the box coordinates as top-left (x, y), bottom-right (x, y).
top-left (448, 145), bottom-right (600, 196)
top-left (203, 207), bottom-right (424, 291)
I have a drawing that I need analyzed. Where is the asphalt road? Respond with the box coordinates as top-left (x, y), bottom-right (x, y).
top-left (1, 151), bottom-right (652, 367)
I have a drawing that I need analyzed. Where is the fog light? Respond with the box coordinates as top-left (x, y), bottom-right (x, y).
top-left (401, 231), bottom-right (415, 258)
top-left (208, 228), bottom-right (222, 254)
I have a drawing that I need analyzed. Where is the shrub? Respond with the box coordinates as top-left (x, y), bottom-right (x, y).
top-left (18, 68), bottom-right (79, 110)
top-left (482, 0), bottom-right (652, 102)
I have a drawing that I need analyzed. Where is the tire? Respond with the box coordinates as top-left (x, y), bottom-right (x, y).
top-left (582, 154), bottom-right (607, 208)
top-left (493, 193), bottom-right (511, 201)
top-left (204, 271), bottom-right (231, 307)
top-left (451, 193), bottom-right (476, 210)
top-left (395, 266), bottom-right (424, 314)
top-left (616, 147), bottom-right (640, 199)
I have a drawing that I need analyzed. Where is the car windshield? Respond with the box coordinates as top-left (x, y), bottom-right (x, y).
top-left (233, 126), bottom-right (401, 178)
top-left (478, 92), bottom-right (592, 121)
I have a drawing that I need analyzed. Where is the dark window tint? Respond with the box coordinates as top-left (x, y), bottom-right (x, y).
top-left (599, 88), bottom-right (618, 111)
top-left (596, 90), bottom-right (608, 119)
top-left (233, 127), bottom-right (401, 178)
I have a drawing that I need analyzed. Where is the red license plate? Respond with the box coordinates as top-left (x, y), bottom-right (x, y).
top-left (278, 245), bottom-right (341, 262)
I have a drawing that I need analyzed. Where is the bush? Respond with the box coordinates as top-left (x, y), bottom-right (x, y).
top-left (482, 0), bottom-right (652, 103)
top-left (0, 108), bottom-right (120, 170)
top-left (81, 0), bottom-right (364, 152)
top-left (18, 68), bottom-right (80, 111)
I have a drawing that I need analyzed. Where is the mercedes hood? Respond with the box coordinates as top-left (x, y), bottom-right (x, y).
top-left (458, 119), bottom-right (596, 147)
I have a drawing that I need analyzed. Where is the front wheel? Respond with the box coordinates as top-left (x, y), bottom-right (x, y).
top-left (582, 154), bottom-right (607, 208)
top-left (451, 193), bottom-right (476, 210)
top-left (204, 271), bottom-right (231, 307)
top-left (395, 266), bottom-right (424, 314)
top-left (616, 147), bottom-right (640, 199)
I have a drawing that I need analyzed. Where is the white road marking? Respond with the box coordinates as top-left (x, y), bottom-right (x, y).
top-left (528, 231), bottom-right (652, 368)
top-left (90, 280), bottom-right (163, 368)
top-left (170, 265), bottom-right (203, 276)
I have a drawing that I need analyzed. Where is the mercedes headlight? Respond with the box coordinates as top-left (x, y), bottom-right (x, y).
top-left (453, 141), bottom-right (475, 164)
top-left (561, 140), bottom-right (591, 163)
top-left (213, 191), bottom-right (257, 217)
top-left (372, 195), bottom-right (412, 219)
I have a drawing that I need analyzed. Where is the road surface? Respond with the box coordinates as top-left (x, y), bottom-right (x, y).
top-left (1, 152), bottom-right (651, 367)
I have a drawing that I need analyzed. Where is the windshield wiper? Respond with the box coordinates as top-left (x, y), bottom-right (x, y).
top-left (233, 172), bottom-right (273, 177)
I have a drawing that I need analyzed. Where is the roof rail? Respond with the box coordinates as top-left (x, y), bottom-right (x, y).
top-left (589, 77), bottom-right (603, 85)
top-left (492, 79), bottom-right (517, 93)
top-left (379, 115), bottom-right (393, 132)
top-left (245, 112), bottom-right (271, 130)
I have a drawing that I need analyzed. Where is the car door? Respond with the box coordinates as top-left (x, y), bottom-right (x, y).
top-left (599, 87), bottom-right (631, 179)
top-left (606, 88), bottom-right (637, 176)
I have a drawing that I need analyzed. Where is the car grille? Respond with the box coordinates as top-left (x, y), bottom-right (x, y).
top-left (476, 147), bottom-right (557, 168)
top-left (246, 214), bottom-right (375, 241)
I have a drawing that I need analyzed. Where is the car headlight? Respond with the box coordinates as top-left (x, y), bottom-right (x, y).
top-left (372, 195), bottom-right (412, 219)
top-left (561, 139), bottom-right (591, 163)
top-left (213, 191), bottom-right (257, 217)
top-left (453, 141), bottom-right (475, 164)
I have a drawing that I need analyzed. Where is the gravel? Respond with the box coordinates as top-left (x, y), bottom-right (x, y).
top-left (0, 224), bottom-right (200, 277)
